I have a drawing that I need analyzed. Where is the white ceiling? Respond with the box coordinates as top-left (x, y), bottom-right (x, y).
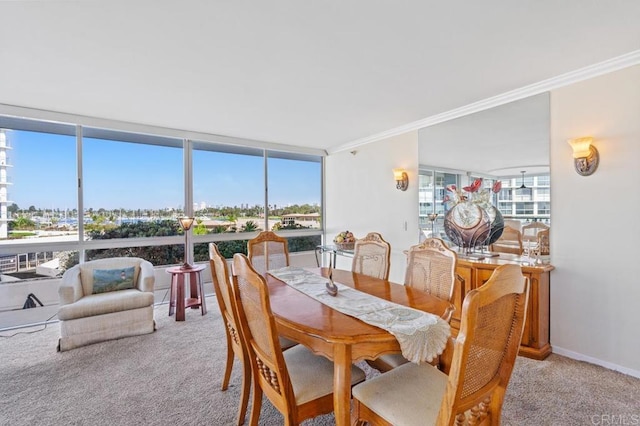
top-left (0, 1), bottom-right (639, 154)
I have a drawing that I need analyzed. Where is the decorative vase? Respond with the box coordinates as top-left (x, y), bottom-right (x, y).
top-left (485, 205), bottom-right (505, 246)
top-left (443, 201), bottom-right (491, 252)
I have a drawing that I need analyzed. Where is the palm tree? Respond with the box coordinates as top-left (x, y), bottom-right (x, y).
top-left (240, 220), bottom-right (260, 232)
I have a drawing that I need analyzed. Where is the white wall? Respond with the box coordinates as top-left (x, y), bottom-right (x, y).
top-left (549, 64), bottom-right (640, 376)
top-left (325, 131), bottom-right (419, 283)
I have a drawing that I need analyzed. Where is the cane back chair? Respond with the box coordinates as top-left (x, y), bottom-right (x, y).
top-left (351, 232), bottom-right (391, 281)
top-left (368, 238), bottom-right (458, 373)
top-left (232, 254), bottom-right (366, 425)
top-left (247, 231), bottom-right (289, 277)
top-left (352, 264), bottom-right (529, 426)
top-left (209, 243), bottom-right (251, 425)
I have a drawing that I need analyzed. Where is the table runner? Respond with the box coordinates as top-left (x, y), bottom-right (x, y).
top-left (268, 266), bottom-right (451, 364)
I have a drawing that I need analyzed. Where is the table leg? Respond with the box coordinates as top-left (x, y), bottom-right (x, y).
top-left (196, 271), bottom-right (206, 315)
top-left (333, 343), bottom-right (352, 426)
top-left (176, 273), bottom-right (186, 321)
top-left (168, 274), bottom-right (176, 317)
top-left (188, 272), bottom-right (199, 309)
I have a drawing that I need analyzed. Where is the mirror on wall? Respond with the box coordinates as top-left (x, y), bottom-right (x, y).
top-left (417, 92), bottom-right (551, 240)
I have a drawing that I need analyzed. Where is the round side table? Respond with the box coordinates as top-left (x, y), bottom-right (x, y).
top-left (165, 264), bottom-right (207, 321)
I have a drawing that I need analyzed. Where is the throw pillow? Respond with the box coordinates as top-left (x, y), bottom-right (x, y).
top-left (92, 267), bottom-right (136, 294)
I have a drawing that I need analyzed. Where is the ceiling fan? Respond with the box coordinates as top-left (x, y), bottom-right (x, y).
top-left (519, 171), bottom-right (527, 189)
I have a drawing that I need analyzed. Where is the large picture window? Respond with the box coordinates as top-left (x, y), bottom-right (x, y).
top-left (82, 129), bottom-right (184, 240)
top-left (0, 119), bottom-right (77, 247)
top-left (0, 116), bottom-right (324, 279)
top-left (192, 142), bottom-right (264, 233)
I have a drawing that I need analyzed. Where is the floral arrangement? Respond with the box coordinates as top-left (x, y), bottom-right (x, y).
top-left (443, 178), bottom-right (502, 209)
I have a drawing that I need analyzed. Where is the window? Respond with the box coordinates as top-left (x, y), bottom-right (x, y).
top-left (498, 202), bottom-right (513, 216)
top-left (498, 188), bottom-right (513, 201)
top-left (515, 202), bottom-right (534, 215)
top-left (192, 141), bottom-right (264, 232)
top-left (418, 169), bottom-right (458, 231)
top-left (516, 188), bottom-right (533, 200)
top-left (82, 128), bottom-right (184, 241)
top-left (267, 152), bottom-right (322, 231)
top-left (418, 172), bottom-right (435, 227)
top-left (537, 175), bottom-right (550, 186)
top-left (0, 115), bottom-right (324, 279)
top-left (0, 119), bottom-right (77, 246)
top-left (537, 202), bottom-right (551, 215)
top-left (536, 188), bottom-right (550, 201)
top-left (267, 152), bottom-right (323, 252)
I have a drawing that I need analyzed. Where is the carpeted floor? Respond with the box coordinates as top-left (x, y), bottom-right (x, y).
top-left (1, 297), bottom-right (638, 426)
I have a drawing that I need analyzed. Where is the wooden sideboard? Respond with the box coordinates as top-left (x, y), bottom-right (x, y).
top-left (451, 254), bottom-right (553, 360)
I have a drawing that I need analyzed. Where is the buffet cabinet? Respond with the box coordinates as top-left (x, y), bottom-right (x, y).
top-left (451, 254), bottom-right (553, 360)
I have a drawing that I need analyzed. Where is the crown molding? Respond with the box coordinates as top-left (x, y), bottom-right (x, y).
top-left (328, 49), bottom-right (640, 155)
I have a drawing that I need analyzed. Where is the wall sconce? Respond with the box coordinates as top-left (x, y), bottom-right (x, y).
top-left (178, 217), bottom-right (195, 269)
top-left (567, 137), bottom-right (599, 176)
top-left (393, 168), bottom-right (409, 191)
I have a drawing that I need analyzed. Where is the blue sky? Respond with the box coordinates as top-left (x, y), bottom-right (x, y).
top-left (6, 130), bottom-right (321, 211)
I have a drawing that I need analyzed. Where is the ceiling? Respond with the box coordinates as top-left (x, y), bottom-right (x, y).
top-left (0, 1), bottom-right (639, 155)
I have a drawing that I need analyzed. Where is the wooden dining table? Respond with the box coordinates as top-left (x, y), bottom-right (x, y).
top-left (266, 267), bottom-right (453, 426)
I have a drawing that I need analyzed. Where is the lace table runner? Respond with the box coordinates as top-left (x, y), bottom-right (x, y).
top-left (268, 266), bottom-right (451, 364)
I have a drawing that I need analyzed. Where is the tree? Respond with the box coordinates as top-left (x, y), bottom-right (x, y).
top-left (11, 216), bottom-right (36, 230)
top-left (240, 220), bottom-right (260, 232)
top-left (193, 220), bottom-right (208, 235)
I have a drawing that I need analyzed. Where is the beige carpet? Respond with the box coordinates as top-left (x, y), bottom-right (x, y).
top-left (1, 297), bottom-right (638, 425)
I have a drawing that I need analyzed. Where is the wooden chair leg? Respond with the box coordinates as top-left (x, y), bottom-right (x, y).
top-left (221, 331), bottom-right (233, 391)
top-left (351, 399), bottom-right (366, 426)
top-left (236, 354), bottom-right (251, 426)
top-left (248, 382), bottom-right (262, 426)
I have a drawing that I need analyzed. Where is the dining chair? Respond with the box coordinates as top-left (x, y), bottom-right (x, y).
top-left (209, 244), bottom-right (299, 425)
top-left (351, 232), bottom-right (391, 280)
top-left (231, 253), bottom-right (366, 426)
top-left (367, 237), bottom-right (458, 373)
top-left (209, 243), bottom-right (251, 426)
top-left (247, 230), bottom-right (290, 277)
top-left (489, 225), bottom-right (524, 255)
top-left (351, 264), bottom-right (529, 426)
top-left (522, 221), bottom-right (550, 244)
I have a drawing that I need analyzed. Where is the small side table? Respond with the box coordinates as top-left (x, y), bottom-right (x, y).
top-left (166, 264), bottom-right (207, 321)
top-left (314, 244), bottom-right (355, 267)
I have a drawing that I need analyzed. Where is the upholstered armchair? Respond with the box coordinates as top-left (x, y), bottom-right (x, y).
top-left (57, 257), bottom-right (156, 351)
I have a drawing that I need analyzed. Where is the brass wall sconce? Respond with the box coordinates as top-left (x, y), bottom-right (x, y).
top-left (178, 217), bottom-right (195, 268)
top-left (393, 168), bottom-right (409, 191)
top-left (567, 137), bottom-right (599, 176)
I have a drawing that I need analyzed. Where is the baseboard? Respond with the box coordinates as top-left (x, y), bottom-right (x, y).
top-left (552, 346), bottom-right (640, 379)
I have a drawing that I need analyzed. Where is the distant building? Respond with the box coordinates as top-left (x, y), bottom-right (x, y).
top-left (281, 213), bottom-right (321, 227)
top-left (0, 129), bottom-right (12, 240)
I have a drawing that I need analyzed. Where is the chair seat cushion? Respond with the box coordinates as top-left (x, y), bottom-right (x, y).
top-left (352, 362), bottom-right (448, 426)
top-left (284, 345), bottom-right (366, 405)
top-left (58, 289), bottom-right (154, 321)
